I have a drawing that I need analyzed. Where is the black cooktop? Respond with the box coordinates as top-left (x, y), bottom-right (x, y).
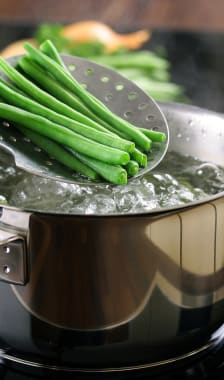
top-left (1, 23), bottom-right (224, 379)
top-left (0, 340), bottom-right (224, 380)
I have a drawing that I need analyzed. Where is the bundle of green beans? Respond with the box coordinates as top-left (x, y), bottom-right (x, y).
top-left (0, 40), bottom-right (166, 185)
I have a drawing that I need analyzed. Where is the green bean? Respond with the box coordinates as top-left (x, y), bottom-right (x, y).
top-left (0, 103), bottom-right (130, 165)
top-left (18, 56), bottom-right (106, 126)
top-left (39, 42), bottom-right (148, 165)
top-left (24, 42), bottom-right (152, 152)
top-left (0, 80), bottom-right (134, 153)
top-left (19, 56), bottom-right (154, 159)
top-left (125, 160), bottom-right (139, 177)
top-left (140, 128), bottom-right (167, 142)
top-left (0, 57), bottom-right (113, 134)
top-left (40, 39), bottom-right (67, 69)
top-left (131, 148), bottom-right (148, 168)
top-left (89, 51), bottom-right (169, 71)
top-left (131, 77), bottom-right (184, 102)
top-left (21, 45), bottom-right (161, 159)
top-left (16, 126), bottom-right (99, 180)
top-left (40, 39), bottom-right (110, 111)
top-left (0, 76), bottom-right (23, 94)
top-left (24, 116), bottom-right (128, 184)
top-left (2, 58), bottom-right (165, 149)
top-left (73, 151), bottom-right (127, 185)
top-left (19, 55), bottom-right (121, 135)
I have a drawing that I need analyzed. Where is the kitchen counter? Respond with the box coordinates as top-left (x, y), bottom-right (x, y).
top-left (0, 0), bottom-right (224, 31)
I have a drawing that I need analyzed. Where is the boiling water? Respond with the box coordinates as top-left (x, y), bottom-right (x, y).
top-left (0, 152), bottom-right (224, 214)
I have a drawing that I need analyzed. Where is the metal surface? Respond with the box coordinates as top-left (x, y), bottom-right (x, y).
top-left (0, 54), bottom-right (169, 184)
top-left (161, 102), bottom-right (224, 166)
top-left (8, 197), bottom-right (224, 330)
top-left (0, 229), bottom-right (26, 285)
top-left (0, 200), bottom-right (223, 369)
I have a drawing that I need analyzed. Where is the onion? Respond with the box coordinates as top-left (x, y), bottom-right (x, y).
top-left (62, 21), bottom-right (151, 52)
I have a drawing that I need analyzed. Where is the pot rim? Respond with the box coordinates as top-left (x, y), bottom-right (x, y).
top-left (1, 190), bottom-right (223, 218)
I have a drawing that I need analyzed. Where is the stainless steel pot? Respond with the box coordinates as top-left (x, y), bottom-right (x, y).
top-left (0, 102), bottom-right (224, 373)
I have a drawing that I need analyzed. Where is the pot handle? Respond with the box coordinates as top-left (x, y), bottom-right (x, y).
top-left (0, 229), bottom-right (27, 285)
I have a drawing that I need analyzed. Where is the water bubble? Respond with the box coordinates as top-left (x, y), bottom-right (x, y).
top-left (1, 152), bottom-right (223, 214)
top-left (196, 163), bottom-right (219, 177)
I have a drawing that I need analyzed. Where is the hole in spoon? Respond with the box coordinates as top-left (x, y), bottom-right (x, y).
top-left (124, 111), bottom-right (133, 119)
top-left (146, 115), bottom-right (155, 122)
top-left (105, 93), bottom-right (113, 101)
top-left (68, 64), bottom-right (76, 72)
top-left (138, 103), bottom-right (148, 110)
top-left (115, 84), bottom-right (124, 91)
top-left (85, 68), bottom-right (94, 76)
top-left (81, 83), bottom-right (88, 89)
top-left (128, 92), bottom-right (138, 101)
top-left (101, 76), bottom-right (110, 83)
top-left (3, 265), bottom-right (10, 274)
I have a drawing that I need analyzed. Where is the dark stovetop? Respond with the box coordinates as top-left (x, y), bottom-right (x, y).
top-left (0, 341), bottom-right (224, 380)
top-left (1, 23), bottom-right (224, 379)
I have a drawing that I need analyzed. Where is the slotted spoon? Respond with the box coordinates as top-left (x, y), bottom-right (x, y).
top-left (0, 55), bottom-right (169, 184)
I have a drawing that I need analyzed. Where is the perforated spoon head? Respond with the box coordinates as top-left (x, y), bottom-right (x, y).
top-left (0, 55), bottom-right (169, 184)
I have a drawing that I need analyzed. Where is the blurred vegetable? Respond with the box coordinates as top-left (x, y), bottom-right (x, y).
top-left (34, 23), bottom-right (185, 102)
top-left (90, 50), bottom-right (169, 70)
top-left (0, 21), bottom-right (185, 102)
top-left (35, 23), bottom-right (113, 56)
top-left (61, 21), bottom-right (151, 53)
top-left (35, 24), bottom-right (67, 52)
top-left (0, 38), bottom-right (37, 58)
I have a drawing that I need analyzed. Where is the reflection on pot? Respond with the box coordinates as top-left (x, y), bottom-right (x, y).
top-left (10, 197), bottom-right (224, 331)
